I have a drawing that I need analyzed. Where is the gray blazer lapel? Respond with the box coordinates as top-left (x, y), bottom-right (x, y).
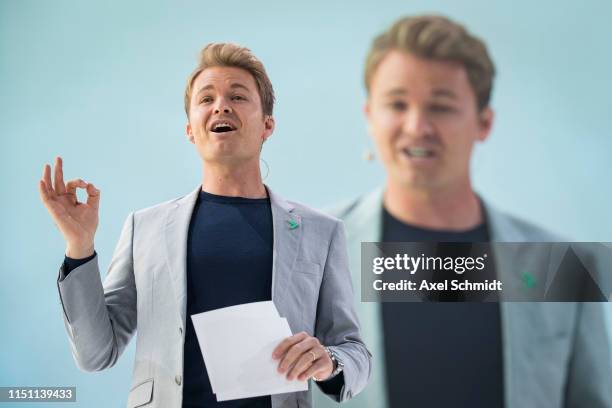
top-left (342, 188), bottom-right (384, 243)
top-left (484, 202), bottom-right (523, 408)
top-left (486, 205), bottom-right (530, 296)
top-left (266, 186), bottom-right (303, 317)
top-left (267, 188), bottom-right (306, 408)
top-left (485, 201), bottom-right (560, 408)
top-left (164, 186), bottom-right (201, 329)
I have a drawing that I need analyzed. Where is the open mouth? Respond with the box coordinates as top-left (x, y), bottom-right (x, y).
top-left (402, 147), bottom-right (436, 158)
top-left (210, 121), bottom-right (237, 133)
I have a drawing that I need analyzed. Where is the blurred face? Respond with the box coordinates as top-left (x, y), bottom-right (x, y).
top-left (365, 51), bottom-right (493, 191)
top-left (186, 66), bottom-right (274, 166)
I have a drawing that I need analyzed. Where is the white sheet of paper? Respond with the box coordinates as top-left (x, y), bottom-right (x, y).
top-left (191, 301), bottom-right (281, 393)
top-left (191, 302), bottom-right (307, 400)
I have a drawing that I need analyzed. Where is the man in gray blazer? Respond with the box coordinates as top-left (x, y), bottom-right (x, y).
top-left (314, 15), bottom-right (612, 408)
top-left (39, 43), bottom-right (371, 408)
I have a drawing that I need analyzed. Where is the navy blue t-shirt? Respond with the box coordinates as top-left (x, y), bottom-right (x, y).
top-left (182, 190), bottom-right (273, 408)
top-left (381, 206), bottom-right (504, 408)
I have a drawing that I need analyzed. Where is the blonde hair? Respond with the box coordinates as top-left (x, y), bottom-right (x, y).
top-left (184, 43), bottom-right (275, 117)
top-left (365, 15), bottom-right (495, 110)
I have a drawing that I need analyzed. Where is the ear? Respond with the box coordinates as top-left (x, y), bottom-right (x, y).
top-left (186, 123), bottom-right (195, 144)
top-left (364, 99), bottom-right (371, 119)
top-left (476, 107), bottom-right (494, 142)
top-left (364, 98), bottom-right (375, 139)
top-left (262, 115), bottom-right (275, 143)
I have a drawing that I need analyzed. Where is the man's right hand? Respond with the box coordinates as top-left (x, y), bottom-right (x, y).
top-left (39, 156), bottom-right (100, 259)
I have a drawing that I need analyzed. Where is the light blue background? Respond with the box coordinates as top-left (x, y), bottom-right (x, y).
top-left (1, 0), bottom-right (611, 406)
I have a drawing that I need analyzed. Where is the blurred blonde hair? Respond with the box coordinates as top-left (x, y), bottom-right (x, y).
top-left (365, 15), bottom-right (495, 110)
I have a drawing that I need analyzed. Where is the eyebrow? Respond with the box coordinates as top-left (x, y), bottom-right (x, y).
top-left (230, 83), bottom-right (250, 92)
top-left (431, 88), bottom-right (458, 99)
top-left (383, 88), bottom-right (459, 100)
top-left (195, 83), bottom-right (252, 96)
top-left (385, 88), bottom-right (408, 97)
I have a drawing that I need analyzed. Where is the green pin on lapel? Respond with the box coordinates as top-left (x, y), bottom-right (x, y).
top-left (522, 271), bottom-right (537, 289)
top-left (287, 219), bottom-right (299, 230)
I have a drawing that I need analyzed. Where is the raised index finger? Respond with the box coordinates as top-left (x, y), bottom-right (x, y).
top-left (272, 331), bottom-right (308, 359)
top-left (42, 164), bottom-right (54, 195)
top-left (54, 156), bottom-right (66, 194)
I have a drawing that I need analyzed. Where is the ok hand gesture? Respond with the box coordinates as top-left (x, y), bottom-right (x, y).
top-left (38, 157), bottom-right (100, 259)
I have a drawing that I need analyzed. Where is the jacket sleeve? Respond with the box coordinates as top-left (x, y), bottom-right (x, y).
top-left (565, 302), bottom-right (612, 407)
top-left (57, 212), bottom-right (136, 372)
top-left (314, 220), bottom-right (372, 402)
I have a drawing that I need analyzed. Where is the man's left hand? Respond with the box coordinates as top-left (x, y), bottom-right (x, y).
top-left (272, 331), bottom-right (334, 381)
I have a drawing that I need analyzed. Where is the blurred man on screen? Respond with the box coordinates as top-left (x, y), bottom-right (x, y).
top-left (314, 15), bottom-right (612, 408)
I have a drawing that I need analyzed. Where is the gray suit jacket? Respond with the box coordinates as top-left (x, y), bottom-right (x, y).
top-left (57, 185), bottom-right (371, 408)
top-left (314, 187), bottom-right (612, 408)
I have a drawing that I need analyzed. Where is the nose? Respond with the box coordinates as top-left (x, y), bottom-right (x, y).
top-left (213, 97), bottom-right (232, 115)
top-left (403, 109), bottom-right (433, 138)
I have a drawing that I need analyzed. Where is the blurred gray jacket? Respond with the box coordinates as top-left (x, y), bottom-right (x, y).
top-left (314, 187), bottom-right (612, 408)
